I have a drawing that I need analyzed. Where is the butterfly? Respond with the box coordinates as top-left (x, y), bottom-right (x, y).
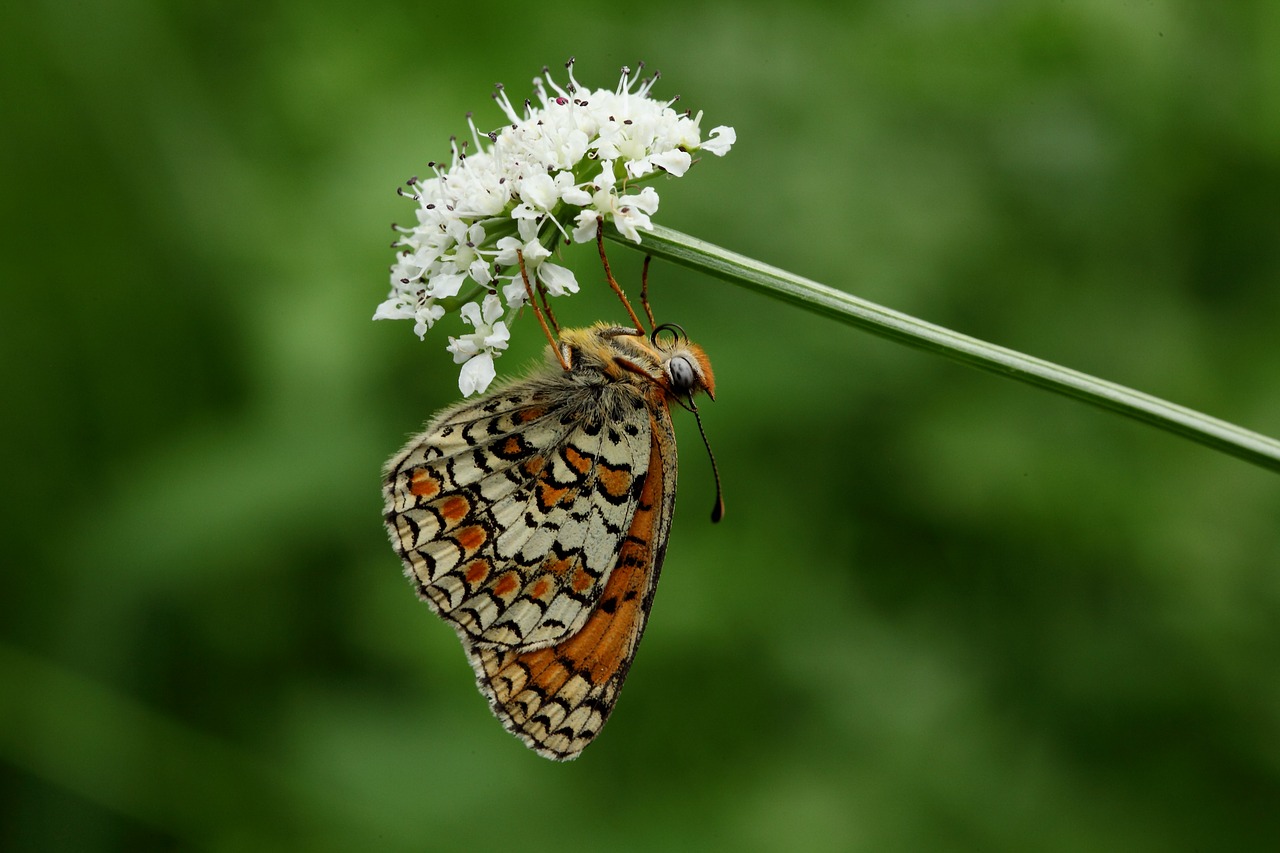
top-left (383, 322), bottom-right (719, 760)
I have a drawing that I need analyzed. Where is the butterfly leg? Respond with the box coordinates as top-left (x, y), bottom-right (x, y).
top-left (518, 248), bottom-right (570, 371)
top-left (536, 279), bottom-right (562, 337)
top-left (594, 219), bottom-right (646, 333)
top-left (640, 255), bottom-right (657, 330)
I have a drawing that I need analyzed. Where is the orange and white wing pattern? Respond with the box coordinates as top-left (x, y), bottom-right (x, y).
top-left (384, 323), bottom-right (715, 760)
top-left (384, 378), bottom-right (651, 650)
top-left (466, 399), bottom-right (678, 760)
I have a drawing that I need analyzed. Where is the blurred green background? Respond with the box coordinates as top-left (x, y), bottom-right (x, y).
top-left (3, 1), bottom-right (1279, 850)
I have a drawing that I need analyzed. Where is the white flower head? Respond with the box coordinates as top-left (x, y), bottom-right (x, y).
top-left (373, 59), bottom-right (734, 395)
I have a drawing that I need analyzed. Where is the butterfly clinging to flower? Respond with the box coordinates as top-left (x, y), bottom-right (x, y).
top-left (383, 321), bottom-right (719, 760)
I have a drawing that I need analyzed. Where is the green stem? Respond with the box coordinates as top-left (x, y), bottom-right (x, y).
top-left (610, 223), bottom-right (1280, 474)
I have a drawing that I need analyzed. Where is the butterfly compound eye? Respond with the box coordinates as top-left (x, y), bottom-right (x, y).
top-left (668, 355), bottom-right (698, 395)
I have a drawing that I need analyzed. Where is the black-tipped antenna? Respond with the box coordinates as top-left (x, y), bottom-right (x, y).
top-left (688, 396), bottom-right (725, 523)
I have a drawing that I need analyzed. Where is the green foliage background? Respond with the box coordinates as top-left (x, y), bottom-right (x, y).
top-left (3, 2), bottom-right (1279, 850)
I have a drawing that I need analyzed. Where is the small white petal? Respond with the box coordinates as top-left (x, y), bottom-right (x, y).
top-left (559, 184), bottom-right (593, 206)
top-left (538, 262), bottom-right (579, 297)
top-left (447, 335), bottom-right (479, 362)
top-left (594, 160), bottom-right (617, 192)
top-left (631, 186), bottom-right (660, 214)
top-left (469, 258), bottom-right (492, 285)
top-left (520, 239), bottom-right (551, 265)
top-left (572, 210), bottom-right (601, 243)
top-left (702, 125), bottom-right (736, 156)
top-left (516, 218), bottom-right (541, 241)
top-left (625, 159), bottom-right (656, 179)
top-left (493, 236), bottom-right (523, 266)
top-left (612, 211), bottom-right (648, 243)
top-left (502, 277), bottom-right (528, 307)
top-left (520, 172), bottom-right (558, 211)
top-left (429, 272), bottom-right (467, 299)
top-left (649, 149), bottom-right (692, 176)
top-left (510, 202), bottom-right (542, 221)
top-left (458, 301), bottom-right (482, 327)
top-left (483, 320), bottom-right (510, 349)
top-left (390, 259), bottom-right (425, 285)
top-left (372, 298), bottom-right (412, 321)
top-left (412, 303), bottom-right (444, 338)
top-left (458, 352), bottom-right (496, 396)
top-left (558, 129), bottom-right (590, 166)
top-left (419, 302), bottom-right (445, 326)
top-left (480, 294), bottom-right (504, 325)
top-left (553, 171), bottom-right (585, 199)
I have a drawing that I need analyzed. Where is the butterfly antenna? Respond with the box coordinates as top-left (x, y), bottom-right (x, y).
top-left (518, 249), bottom-right (568, 371)
top-left (688, 396), bottom-right (725, 523)
top-left (595, 219), bottom-right (646, 333)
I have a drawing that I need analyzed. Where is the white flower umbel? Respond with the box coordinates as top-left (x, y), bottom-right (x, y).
top-left (374, 59), bottom-right (734, 396)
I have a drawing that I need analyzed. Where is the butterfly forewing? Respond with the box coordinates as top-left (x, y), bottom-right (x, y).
top-left (385, 381), bottom-right (651, 651)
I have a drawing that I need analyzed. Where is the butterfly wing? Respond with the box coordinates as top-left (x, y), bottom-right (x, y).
top-left (383, 371), bottom-right (653, 651)
top-left (464, 400), bottom-right (679, 760)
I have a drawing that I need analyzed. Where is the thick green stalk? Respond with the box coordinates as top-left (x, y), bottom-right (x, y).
top-left (610, 224), bottom-right (1280, 474)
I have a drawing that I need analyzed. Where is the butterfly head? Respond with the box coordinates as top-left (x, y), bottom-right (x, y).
top-left (649, 322), bottom-right (715, 403)
top-left (564, 323), bottom-right (715, 403)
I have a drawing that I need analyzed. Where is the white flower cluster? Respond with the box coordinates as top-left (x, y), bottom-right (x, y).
top-left (374, 60), bottom-right (735, 396)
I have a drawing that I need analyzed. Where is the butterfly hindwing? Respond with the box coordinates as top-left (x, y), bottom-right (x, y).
top-left (466, 402), bottom-right (678, 760)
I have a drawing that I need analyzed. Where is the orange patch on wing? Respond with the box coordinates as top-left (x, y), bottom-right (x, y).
top-left (440, 495), bottom-right (470, 523)
top-left (537, 482), bottom-right (572, 508)
top-left (522, 455), bottom-right (546, 477)
top-left (567, 550), bottom-right (647, 683)
top-left (502, 436), bottom-right (525, 456)
top-left (464, 560), bottom-right (490, 585)
top-left (409, 469), bottom-right (440, 498)
top-left (563, 446), bottom-right (593, 475)
top-left (455, 525), bottom-right (487, 553)
top-left (597, 464), bottom-right (632, 499)
top-left (545, 558), bottom-right (575, 576)
top-left (515, 647), bottom-right (573, 695)
top-left (529, 578), bottom-right (551, 599)
top-left (493, 573), bottom-right (520, 598)
top-left (571, 567), bottom-right (595, 593)
top-left (515, 407), bottom-right (546, 423)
